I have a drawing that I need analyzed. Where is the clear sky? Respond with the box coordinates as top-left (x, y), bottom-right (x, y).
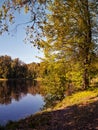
top-left (0, 7), bottom-right (44, 64)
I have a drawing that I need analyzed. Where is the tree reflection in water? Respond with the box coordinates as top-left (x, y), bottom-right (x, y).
top-left (0, 80), bottom-right (41, 105)
top-left (0, 80), bottom-right (45, 125)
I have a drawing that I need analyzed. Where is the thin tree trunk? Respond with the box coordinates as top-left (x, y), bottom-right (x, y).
top-left (83, 67), bottom-right (89, 89)
top-left (82, 0), bottom-right (91, 90)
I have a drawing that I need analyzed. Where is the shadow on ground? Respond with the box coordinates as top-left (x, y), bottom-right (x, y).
top-left (3, 96), bottom-right (98, 130)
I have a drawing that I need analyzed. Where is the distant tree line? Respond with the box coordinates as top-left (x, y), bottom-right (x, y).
top-left (0, 55), bottom-right (40, 79)
top-left (0, 80), bottom-right (40, 105)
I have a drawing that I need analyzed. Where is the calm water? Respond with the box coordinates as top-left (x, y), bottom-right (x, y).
top-left (0, 80), bottom-right (45, 125)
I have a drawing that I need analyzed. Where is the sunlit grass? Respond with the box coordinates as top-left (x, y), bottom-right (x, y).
top-left (55, 87), bottom-right (98, 109)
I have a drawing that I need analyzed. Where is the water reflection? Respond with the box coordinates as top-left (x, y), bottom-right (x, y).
top-left (0, 80), bottom-right (41, 105)
top-left (0, 80), bottom-right (44, 125)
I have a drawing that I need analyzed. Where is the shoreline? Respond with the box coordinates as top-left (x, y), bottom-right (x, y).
top-left (0, 87), bottom-right (98, 129)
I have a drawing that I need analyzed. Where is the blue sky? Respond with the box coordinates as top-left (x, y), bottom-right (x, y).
top-left (0, 7), bottom-right (44, 64)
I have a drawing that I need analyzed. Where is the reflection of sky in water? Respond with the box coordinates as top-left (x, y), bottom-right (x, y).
top-left (0, 94), bottom-right (44, 125)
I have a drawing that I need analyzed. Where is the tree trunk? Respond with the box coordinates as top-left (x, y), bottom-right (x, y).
top-left (82, 0), bottom-right (91, 90)
top-left (83, 67), bottom-right (89, 89)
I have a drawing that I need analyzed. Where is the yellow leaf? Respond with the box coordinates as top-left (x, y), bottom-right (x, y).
top-left (9, 14), bottom-right (14, 22)
top-left (24, 5), bottom-right (29, 13)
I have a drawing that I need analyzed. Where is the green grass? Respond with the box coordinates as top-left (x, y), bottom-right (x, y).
top-left (55, 87), bottom-right (98, 109)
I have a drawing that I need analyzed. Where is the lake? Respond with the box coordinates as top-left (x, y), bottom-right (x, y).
top-left (0, 80), bottom-right (45, 125)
